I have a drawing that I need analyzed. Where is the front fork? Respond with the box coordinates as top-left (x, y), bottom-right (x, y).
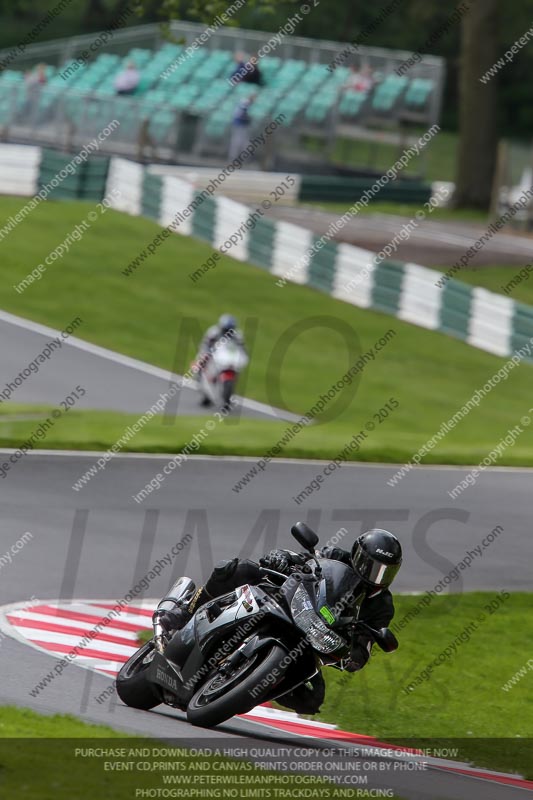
top-left (152, 617), bottom-right (166, 654)
top-left (152, 576), bottom-right (196, 653)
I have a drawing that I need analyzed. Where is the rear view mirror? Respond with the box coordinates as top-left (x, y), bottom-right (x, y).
top-left (374, 627), bottom-right (399, 653)
top-left (291, 522), bottom-right (319, 552)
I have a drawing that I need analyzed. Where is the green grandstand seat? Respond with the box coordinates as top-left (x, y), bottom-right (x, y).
top-left (149, 109), bottom-right (176, 141)
top-left (305, 91), bottom-right (336, 122)
top-left (0, 81), bottom-right (24, 116)
top-left (161, 69), bottom-right (187, 87)
top-left (0, 70), bottom-right (24, 83)
top-left (167, 84), bottom-right (201, 110)
top-left (5, 38), bottom-right (438, 154)
top-left (330, 66), bottom-right (350, 83)
top-left (190, 78), bottom-right (231, 113)
top-left (0, 101), bottom-right (12, 123)
top-left (371, 75), bottom-right (408, 113)
top-left (93, 86), bottom-right (116, 97)
top-left (405, 78), bottom-right (434, 108)
top-left (125, 48), bottom-right (152, 66)
top-left (204, 111), bottom-right (231, 138)
top-left (36, 85), bottom-right (65, 112)
top-left (339, 89), bottom-right (367, 118)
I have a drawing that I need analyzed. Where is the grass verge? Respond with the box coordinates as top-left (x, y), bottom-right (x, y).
top-left (1, 197), bottom-right (533, 466)
top-left (320, 592), bottom-right (533, 778)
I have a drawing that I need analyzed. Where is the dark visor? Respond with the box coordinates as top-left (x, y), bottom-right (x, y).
top-left (352, 547), bottom-right (401, 587)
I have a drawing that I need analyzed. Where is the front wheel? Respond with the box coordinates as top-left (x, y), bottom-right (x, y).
top-left (116, 641), bottom-right (161, 710)
top-left (187, 644), bottom-right (287, 728)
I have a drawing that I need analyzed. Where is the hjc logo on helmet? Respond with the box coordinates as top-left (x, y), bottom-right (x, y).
top-left (376, 548), bottom-right (395, 558)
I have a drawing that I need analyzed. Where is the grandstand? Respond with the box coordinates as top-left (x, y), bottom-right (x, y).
top-left (0, 22), bottom-right (444, 171)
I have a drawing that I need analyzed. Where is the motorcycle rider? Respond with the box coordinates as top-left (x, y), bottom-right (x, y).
top-left (194, 313), bottom-right (246, 407)
top-left (153, 528), bottom-right (402, 715)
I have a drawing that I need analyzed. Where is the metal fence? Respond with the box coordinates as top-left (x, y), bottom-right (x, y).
top-left (0, 22), bottom-right (445, 169)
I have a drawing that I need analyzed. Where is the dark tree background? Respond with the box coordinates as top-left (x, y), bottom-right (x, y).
top-left (454, 0), bottom-right (500, 209)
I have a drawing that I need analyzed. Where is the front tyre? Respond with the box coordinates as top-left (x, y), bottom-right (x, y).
top-left (187, 644), bottom-right (287, 728)
top-left (116, 641), bottom-right (161, 710)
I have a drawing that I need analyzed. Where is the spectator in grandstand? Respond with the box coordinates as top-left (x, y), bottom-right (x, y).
top-left (228, 95), bottom-right (255, 161)
top-left (230, 52), bottom-right (263, 86)
top-left (230, 52), bottom-right (247, 82)
top-left (241, 53), bottom-right (263, 86)
top-left (344, 64), bottom-right (374, 92)
top-left (114, 61), bottom-right (141, 95)
top-left (25, 63), bottom-right (48, 87)
top-left (24, 63), bottom-right (47, 111)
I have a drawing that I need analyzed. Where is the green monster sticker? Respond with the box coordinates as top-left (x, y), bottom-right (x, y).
top-left (319, 605), bottom-right (335, 625)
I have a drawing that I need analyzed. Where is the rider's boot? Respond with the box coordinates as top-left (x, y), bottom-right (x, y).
top-left (153, 584), bottom-right (212, 634)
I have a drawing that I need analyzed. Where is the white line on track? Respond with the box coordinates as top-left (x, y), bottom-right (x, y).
top-left (0, 447), bottom-right (532, 473)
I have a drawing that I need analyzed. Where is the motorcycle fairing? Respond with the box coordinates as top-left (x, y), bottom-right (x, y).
top-left (315, 558), bottom-right (366, 626)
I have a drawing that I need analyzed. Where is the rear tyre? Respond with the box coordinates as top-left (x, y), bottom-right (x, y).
top-left (221, 378), bottom-right (235, 409)
top-left (187, 643), bottom-right (287, 728)
top-left (116, 641), bottom-right (161, 710)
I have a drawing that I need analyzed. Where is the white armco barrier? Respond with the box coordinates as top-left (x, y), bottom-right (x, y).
top-left (159, 175), bottom-right (195, 236)
top-left (0, 144), bottom-right (41, 196)
top-left (399, 262), bottom-right (443, 331)
top-left (147, 165), bottom-right (301, 205)
top-left (332, 244), bottom-right (375, 308)
top-left (105, 157), bottom-right (143, 216)
top-left (467, 286), bottom-right (514, 357)
top-left (213, 196), bottom-right (250, 262)
top-left (271, 220), bottom-right (313, 284)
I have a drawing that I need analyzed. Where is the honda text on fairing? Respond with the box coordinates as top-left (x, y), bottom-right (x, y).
top-left (116, 523), bottom-right (399, 728)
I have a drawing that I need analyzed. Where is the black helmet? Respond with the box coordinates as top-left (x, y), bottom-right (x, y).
top-left (351, 529), bottom-right (402, 588)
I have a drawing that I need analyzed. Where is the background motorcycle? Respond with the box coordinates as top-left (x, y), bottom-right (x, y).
top-left (116, 523), bottom-right (398, 728)
top-left (198, 339), bottom-right (248, 410)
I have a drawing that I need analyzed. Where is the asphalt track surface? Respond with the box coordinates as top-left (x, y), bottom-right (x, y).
top-left (0, 311), bottom-right (293, 421)
top-left (267, 205), bottom-right (533, 268)
top-left (0, 451), bottom-right (532, 799)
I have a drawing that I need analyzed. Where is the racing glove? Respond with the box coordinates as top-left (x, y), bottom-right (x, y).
top-left (344, 639), bottom-right (372, 672)
top-left (259, 549), bottom-right (304, 575)
top-left (320, 545), bottom-right (348, 561)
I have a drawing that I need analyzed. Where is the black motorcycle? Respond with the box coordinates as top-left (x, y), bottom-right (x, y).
top-left (116, 523), bottom-right (398, 727)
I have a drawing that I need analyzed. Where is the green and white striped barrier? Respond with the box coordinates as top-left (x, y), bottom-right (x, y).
top-left (0, 144), bottom-right (110, 203)
top-left (0, 145), bottom-right (530, 363)
top-left (104, 156), bottom-right (533, 363)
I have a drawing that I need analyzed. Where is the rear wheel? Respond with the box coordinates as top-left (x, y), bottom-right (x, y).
top-left (221, 377), bottom-right (235, 409)
top-left (187, 643), bottom-right (287, 728)
top-left (116, 641), bottom-right (161, 710)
